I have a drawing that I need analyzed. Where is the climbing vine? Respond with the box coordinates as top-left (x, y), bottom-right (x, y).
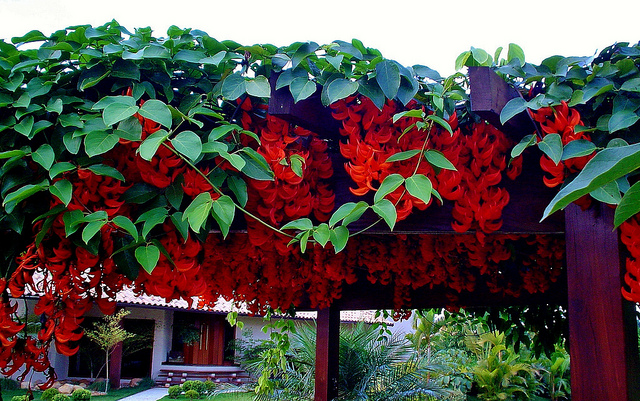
top-left (0, 21), bottom-right (638, 388)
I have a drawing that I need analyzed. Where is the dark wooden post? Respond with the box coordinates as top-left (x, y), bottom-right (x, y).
top-left (315, 307), bottom-right (340, 401)
top-left (108, 339), bottom-right (123, 389)
top-left (565, 203), bottom-right (640, 401)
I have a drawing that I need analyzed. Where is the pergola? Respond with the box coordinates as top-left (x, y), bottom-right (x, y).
top-left (269, 66), bottom-right (640, 401)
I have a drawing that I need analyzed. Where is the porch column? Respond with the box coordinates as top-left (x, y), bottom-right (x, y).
top-left (108, 339), bottom-right (123, 389)
top-left (565, 203), bottom-right (640, 401)
top-left (314, 306), bottom-right (339, 401)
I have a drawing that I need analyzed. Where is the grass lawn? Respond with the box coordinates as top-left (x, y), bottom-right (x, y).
top-left (158, 393), bottom-right (254, 401)
top-left (2, 386), bottom-right (151, 401)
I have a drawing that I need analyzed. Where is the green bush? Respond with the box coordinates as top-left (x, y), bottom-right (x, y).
top-left (86, 381), bottom-right (107, 392)
top-left (0, 379), bottom-right (20, 391)
top-left (184, 390), bottom-right (199, 400)
top-left (42, 388), bottom-right (60, 401)
top-left (52, 394), bottom-right (71, 401)
top-left (203, 380), bottom-right (217, 394)
top-left (167, 385), bottom-right (182, 399)
top-left (137, 378), bottom-right (156, 388)
top-left (11, 396), bottom-right (28, 401)
top-left (71, 388), bottom-right (91, 401)
top-left (181, 380), bottom-right (205, 396)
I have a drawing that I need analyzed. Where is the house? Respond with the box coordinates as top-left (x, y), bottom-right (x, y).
top-left (8, 288), bottom-right (397, 388)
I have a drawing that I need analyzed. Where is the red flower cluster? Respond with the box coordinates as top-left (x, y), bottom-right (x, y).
top-left (331, 95), bottom-right (521, 241)
top-left (531, 101), bottom-right (594, 188)
top-left (620, 215), bottom-right (640, 302)
top-left (237, 97), bottom-right (335, 255)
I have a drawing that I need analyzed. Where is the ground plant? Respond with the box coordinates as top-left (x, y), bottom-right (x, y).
top-left (0, 21), bottom-right (635, 398)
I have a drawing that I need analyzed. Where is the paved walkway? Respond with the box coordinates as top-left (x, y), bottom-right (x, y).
top-left (118, 387), bottom-right (168, 401)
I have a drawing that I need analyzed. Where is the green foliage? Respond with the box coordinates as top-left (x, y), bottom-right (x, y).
top-left (0, 379), bottom-right (20, 391)
top-left (51, 395), bottom-right (71, 401)
top-left (41, 388), bottom-right (60, 401)
top-left (184, 390), bottom-right (200, 400)
top-left (181, 381), bottom-right (205, 396)
top-left (136, 378), bottom-right (156, 389)
top-left (167, 385), bottom-right (182, 399)
top-left (469, 332), bottom-right (539, 401)
top-left (11, 396), bottom-right (29, 401)
top-left (71, 389), bottom-right (91, 401)
top-left (535, 348), bottom-right (571, 401)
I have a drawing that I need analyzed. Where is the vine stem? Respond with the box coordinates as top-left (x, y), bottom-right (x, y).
top-left (161, 142), bottom-right (295, 239)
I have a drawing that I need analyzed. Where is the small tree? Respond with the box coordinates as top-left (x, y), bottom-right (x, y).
top-left (85, 309), bottom-right (135, 393)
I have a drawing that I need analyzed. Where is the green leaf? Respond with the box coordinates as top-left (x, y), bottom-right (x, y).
top-left (49, 179), bottom-right (73, 206)
top-left (376, 60), bottom-right (401, 99)
top-left (135, 244), bottom-right (160, 274)
top-left (138, 99), bottom-right (172, 129)
top-left (15, 115), bottom-right (34, 137)
top-left (471, 47), bottom-right (491, 65)
top-left (208, 124), bottom-right (240, 141)
top-left (3, 181), bottom-right (47, 213)
top-left (424, 149), bottom-right (457, 171)
top-left (281, 218), bottom-right (313, 231)
top-left (392, 109), bottom-right (424, 123)
top-left (426, 115), bottom-right (453, 135)
top-left (326, 78), bottom-right (358, 104)
top-left (183, 192), bottom-right (212, 233)
top-left (511, 134), bottom-right (537, 158)
top-left (227, 176), bottom-right (248, 207)
top-left (291, 42), bottom-right (318, 69)
top-left (329, 202), bottom-right (362, 228)
top-left (0, 149), bottom-right (27, 160)
top-left (289, 155), bottom-right (304, 178)
top-left (170, 212), bottom-right (190, 241)
top-left (289, 77), bottom-right (317, 103)
top-left (608, 110), bottom-right (639, 133)
top-left (77, 64), bottom-right (109, 91)
top-left (405, 174), bottom-right (433, 204)
top-left (341, 201), bottom-right (370, 227)
top-left (221, 73), bottom-right (246, 100)
top-left (136, 207), bottom-right (168, 238)
top-left (82, 219), bottom-right (107, 244)
top-left (84, 131), bottom-right (119, 157)
top-left (500, 97), bottom-right (527, 125)
top-left (542, 142), bottom-right (640, 220)
top-left (561, 140), bottom-right (596, 160)
top-left (245, 76), bottom-right (271, 98)
top-left (372, 199), bottom-right (397, 231)
top-left (329, 226), bottom-right (349, 253)
top-left (385, 149), bottom-right (421, 163)
top-left (620, 78), bottom-right (640, 92)
top-left (49, 162), bottom-right (76, 179)
top-left (614, 181), bottom-right (640, 227)
top-left (538, 134), bottom-right (563, 165)
top-left (313, 223), bottom-right (330, 247)
top-left (103, 101), bottom-right (139, 126)
top-left (138, 129), bottom-right (169, 161)
top-left (171, 130), bottom-right (202, 162)
top-left (121, 183), bottom-right (160, 204)
top-left (589, 180), bottom-right (621, 205)
top-left (86, 164), bottom-right (125, 181)
top-left (219, 151), bottom-right (246, 171)
top-left (374, 174), bottom-right (405, 204)
top-left (299, 230), bottom-right (311, 254)
top-left (112, 215), bottom-right (139, 240)
top-left (32, 144), bottom-right (55, 170)
top-left (239, 148), bottom-right (274, 181)
top-left (507, 43), bottom-right (525, 66)
top-left (211, 195), bottom-right (236, 238)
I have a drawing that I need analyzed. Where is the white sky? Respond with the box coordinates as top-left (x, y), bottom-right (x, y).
top-left (0, 0), bottom-right (639, 76)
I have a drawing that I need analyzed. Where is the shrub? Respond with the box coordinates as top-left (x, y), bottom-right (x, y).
top-left (0, 379), bottom-right (20, 391)
top-left (86, 381), bottom-right (107, 392)
top-left (167, 385), bottom-right (182, 399)
top-left (42, 388), bottom-right (60, 401)
top-left (203, 380), bottom-right (217, 394)
top-left (181, 380), bottom-right (205, 396)
top-left (184, 390), bottom-right (199, 400)
top-left (137, 377), bottom-right (156, 388)
top-left (11, 396), bottom-right (28, 401)
top-left (71, 388), bottom-right (91, 401)
top-left (52, 394), bottom-right (71, 401)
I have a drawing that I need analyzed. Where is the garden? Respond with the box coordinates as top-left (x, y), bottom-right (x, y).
top-left (0, 20), bottom-right (639, 400)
